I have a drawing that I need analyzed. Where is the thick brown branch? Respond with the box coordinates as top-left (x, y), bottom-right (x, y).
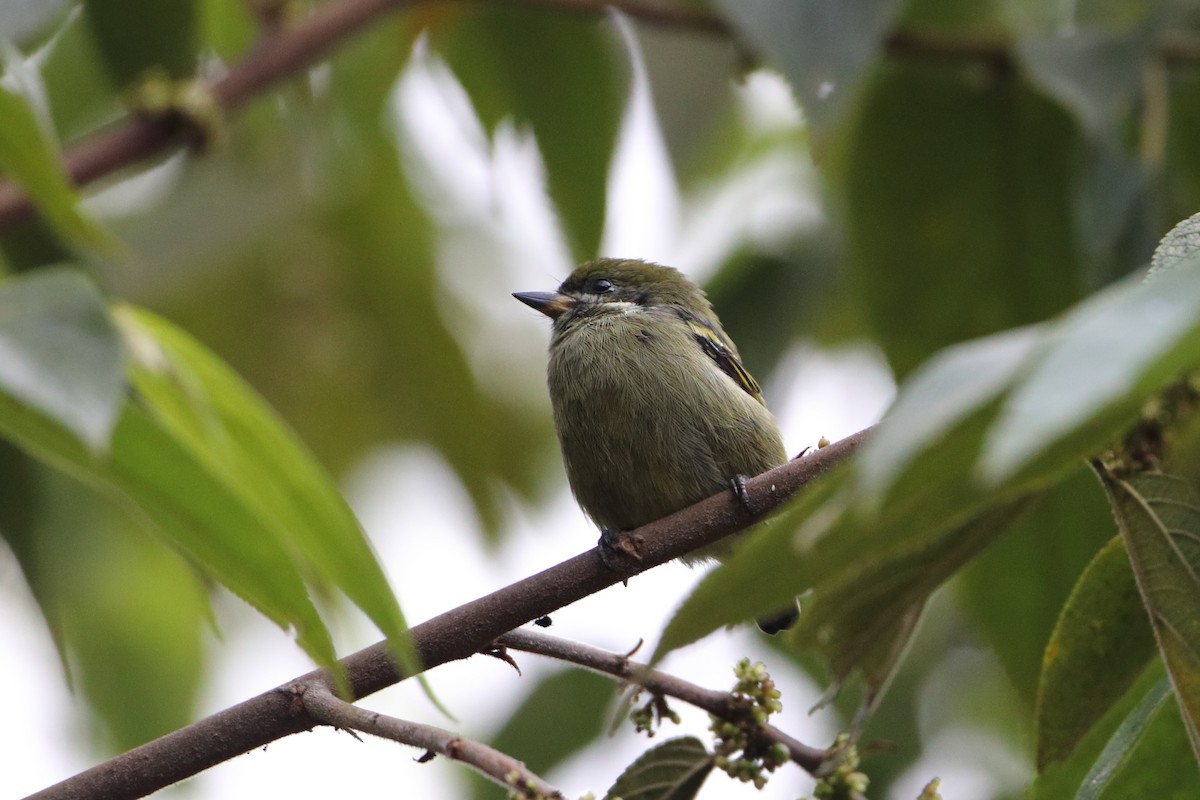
top-left (497, 628), bottom-right (829, 774)
top-left (24, 426), bottom-right (871, 800)
top-left (300, 683), bottom-right (562, 798)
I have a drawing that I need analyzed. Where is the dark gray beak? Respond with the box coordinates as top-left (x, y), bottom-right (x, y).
top-left (513, 291), bottom-right (576, 320)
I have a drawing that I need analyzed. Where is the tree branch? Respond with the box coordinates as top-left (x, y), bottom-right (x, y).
top-left (24, 426), bottom-right (870, 800)
top-left (0, 0), bottom-right (729, 229)
top-left (300, 683), bottom-right (563, 798)
top-left (496, 628), bottom-right (829, 774)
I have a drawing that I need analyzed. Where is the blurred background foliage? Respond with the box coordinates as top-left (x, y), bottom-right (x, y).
top-left (3, 0), bottom-right (1200, 798)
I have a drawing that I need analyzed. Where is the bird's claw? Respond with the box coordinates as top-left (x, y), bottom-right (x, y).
top-left (730, 474), bottom-right (754, 513)
top-left (599, 528), bottom-right (644, 580)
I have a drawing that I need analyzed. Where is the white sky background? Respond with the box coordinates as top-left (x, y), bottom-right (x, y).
top-left (2, 20), bottom-right (1028, 800)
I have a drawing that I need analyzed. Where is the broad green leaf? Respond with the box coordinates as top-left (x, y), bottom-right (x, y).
top-left (859, 325), bottom-right (1043, 502)
top-left (603, 736), bottom-right (713, 800)
top-left (39, 8), bottom-right (127, 140)
top-left (0, 382), bottom-right (339, 672)
top-left (0, 81), bottom-right (118, 254)
top-left (1031, 661), bottom-right (1163, 800)
top-left (960, 466), bottom-right (1120, 707)
top-left (37, 470), bottom-right (210, 751)
top-left (790, 497), bottom-right (1033, 689)
top-left (832, 62), bottom-right (1080, 377)
top-left (0, 268), bottom-right (124, 452)
top-left (469, 669), bottom-right (613, 800)
top-left (83, 0), bottom-right (198, 84)
top-left (717, 0), bottom-right (904, 143)
top-left (980, 261), bottom-right (1200, 486)
top-left (1075, 677), bottom-right (1172, 800)
top-left (115, 307), bottom-right (414, 673)
top-left (1035, 535), bottom-right (1156, 768)
top-left (429, 6), bottom-right (623, 258)
top-left (1079, 692), bottom-right (1200, 799)
top-left (653, 467), bottom-right (849, 662)
top-left (1099, 469), bottom-right (1200, 762)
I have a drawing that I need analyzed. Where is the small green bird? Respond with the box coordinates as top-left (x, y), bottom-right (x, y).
top-left (515, 258), bottom-right (796, 632)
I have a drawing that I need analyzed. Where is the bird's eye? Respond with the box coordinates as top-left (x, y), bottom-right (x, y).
top-left (588, 277), bottom-right (614, 294)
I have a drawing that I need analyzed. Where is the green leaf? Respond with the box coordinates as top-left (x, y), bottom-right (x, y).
top-left (83, 0), bottom-right (199, 84)
top-left (115, 307), bottom-right (414, 673)
top-left (960, 466), bottom-right (1120, 708)
top-left (790, 497), bottom-right (1033, 691)
top-left (980, 264), bottom-right (1200, 486)
top-left (469, 669), bottom-right (613, 800)
top-left (859, 324), bottom-right (1043, 502)
top-left (0, 81), bottom-right (119, 254)
top-left (430, 6), bottom-right (624, 258)
top-left (717, 0), bottom-right (904, 143)
top-left (832, 62), bottom-right (1081, 377)
top-left (1035, 535), bottom-right (1156, 768)
top-left (0, 268), bottom-right (124, 452)
top-left (1149, 211), bottom-right (1200, 280)
top-left (653, 466), bottom-right (849, 662)
top-left (1099, 469), bottom-right (1200, 762)
top-left (603, 736), bottom-right (714, 800)
top-left (1075, 678), bottom-right (1172, 800)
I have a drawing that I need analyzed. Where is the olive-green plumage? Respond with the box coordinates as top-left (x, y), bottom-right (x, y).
top-left (515, 258), bottom-right (787, 565)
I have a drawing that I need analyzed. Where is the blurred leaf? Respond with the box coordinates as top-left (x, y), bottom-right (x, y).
top-left (959, 465), bottom-right (1122, 708)
top-left (858, 325), bottom-right (1043, 502)
top-left (833, 62), bottom-right (1080, 377)
top-left (37, 7), bottom-right (123, 141)
top-left (603, 736), bottom-right (713, 800)
top-left (980, 262), bottom-right (1200, 486)
top-left (634, 21), bottom-right (739, 179)
top-left (1099, 469), bottom-right (1200, 761)
top-left (0, 454), bottom-right (210, 752)
top-left (83, 0), bottom-right (198, 85)
top-left (717, 0), bottom-right (904, 144)
top-left (116, 307), bottom-right (414, 673)
top-left (469, 668), bottom-right (613, 800)
top-left (653, 466), bottom-right (849, 662)
top-left (41, 469), bottom-right (210, 752)
top-left (0, 268), bottom-right (124, 451)
top-left (0, 81), bottom-right (119, 254)
top-left (790, 496), bottom-right (1033, 691)
top-left (2, 0), bottom-right (72, 43)
top-left (1011, 8), bottom-right (1165, 286)
top-left (1074, 677), bottom-right (1171, 800)
top-left (198, 0), bottom-right (256, 62)
top-left (1034, 535), bottom-right (1156, 768)
top-left (429, 6), bottom-right (624, 258)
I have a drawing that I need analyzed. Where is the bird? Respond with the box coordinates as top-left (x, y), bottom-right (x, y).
top-left (514, 258), bottom-right (797, 633)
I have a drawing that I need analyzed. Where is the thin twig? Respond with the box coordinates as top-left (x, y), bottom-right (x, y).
top-left (23, 426), bottom-right (872, 800)
top-left (497, 628), bottom-right (829, 774)
top-left (300, 683), bottom-right (562, 798)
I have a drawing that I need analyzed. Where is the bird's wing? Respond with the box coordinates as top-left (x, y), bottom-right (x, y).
top-left (684, 316), bottom-right (765, 405)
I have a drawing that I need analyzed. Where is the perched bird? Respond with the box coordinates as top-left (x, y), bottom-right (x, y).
top-left (515, 258), bottom-right (796, 632)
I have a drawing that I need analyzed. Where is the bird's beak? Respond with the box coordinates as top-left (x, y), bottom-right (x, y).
top-left (512, 291), bottom-right (576, 319)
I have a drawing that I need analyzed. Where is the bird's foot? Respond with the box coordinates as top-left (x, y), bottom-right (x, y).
top-left (755, 605), bottom-right (799, 635)
top-left (730, 474), bottom-right (755, 514)
top-left (599, 527), bottom-right (644, 579)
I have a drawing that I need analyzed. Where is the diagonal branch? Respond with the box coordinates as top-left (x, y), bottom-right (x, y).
top-left (300, 683), bottom-right (562, 798)
top-left (496, 628), bottom-right (829, 774)
top-left (24, 426), bottom-right (872, 800)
